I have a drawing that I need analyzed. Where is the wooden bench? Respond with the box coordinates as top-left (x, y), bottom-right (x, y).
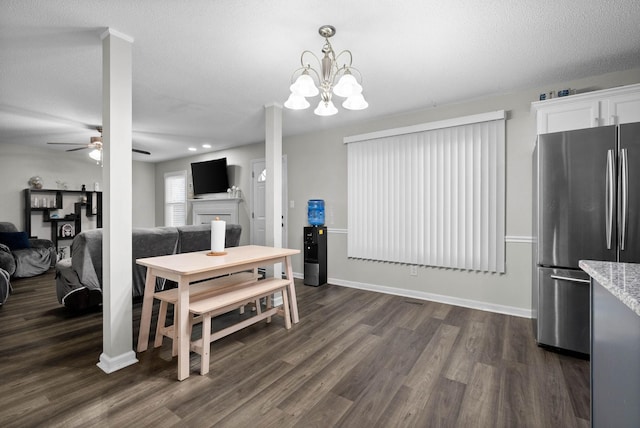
top-left (153, 271), bottom-right (259, 355)
top-left (189, 277), bottom-right (292, 375)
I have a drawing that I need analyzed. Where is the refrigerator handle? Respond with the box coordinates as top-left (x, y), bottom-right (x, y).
top-left (621, 148), bottom-right (628, 251)
top-left (606, 150), bottom-right (614, 249)
top-left (550, 274), bottom-right (591, 284)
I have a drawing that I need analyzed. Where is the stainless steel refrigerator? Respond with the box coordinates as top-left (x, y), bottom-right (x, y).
top-left (532, 122), bottom-right (640, 354)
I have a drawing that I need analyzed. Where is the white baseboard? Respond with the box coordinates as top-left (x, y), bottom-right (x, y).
top-left (293, 272), bottom-right (531, 319)
top-left (97, 350), bottom-right (138, 374)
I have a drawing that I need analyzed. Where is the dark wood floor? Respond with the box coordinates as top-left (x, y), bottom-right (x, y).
top-left (0, 271), bottom-right (589, 427)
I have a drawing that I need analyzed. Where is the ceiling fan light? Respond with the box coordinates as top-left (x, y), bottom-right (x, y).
top-left (291, 73), bottom-right (319, 97)
top-left (342, 93), bottom-right (369, 110)
top-left (284, 93), bottom-right (311, 110)
top-left (333, 72), bottom-right (362, 98)
top-left (88, 148), bottom-right (102, 161)
top-left (314, 100), bottom-right (338, 116)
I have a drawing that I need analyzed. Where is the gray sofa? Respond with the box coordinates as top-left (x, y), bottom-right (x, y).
top-left (55, 223), bottom-right (242, 310)
top-left (0, 221), bottom-right (56, 278)
top-left (0, 268), bottom-right (10, 306)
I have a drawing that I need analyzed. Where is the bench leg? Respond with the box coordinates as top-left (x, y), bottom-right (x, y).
top-left (201, 313), bottom-right (211, 375)
top-left (171, 312), bottom-right (198, 357)
top-left (266, 294), bottom-right (272, 323)
top-left (281, 288), bottom-right (292, 329)
top-left (171, 305), bottom-right (179, 357)
top-left (154, 300), bottom-right (168, 348)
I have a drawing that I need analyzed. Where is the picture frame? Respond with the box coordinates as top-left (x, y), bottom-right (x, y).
top-left (60, 223), bottom-right (74, 238)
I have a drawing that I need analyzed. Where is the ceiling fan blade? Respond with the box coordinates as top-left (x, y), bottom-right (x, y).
top-left (132, 148), bottom-right (151, 155)
top-left (47, 142), bottom-right (88, 146)
top-left (66, 147), bottom-right (89, 152)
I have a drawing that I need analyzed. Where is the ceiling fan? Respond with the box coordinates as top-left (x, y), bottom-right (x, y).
top-left (47, 126), bottom-right (151, 158)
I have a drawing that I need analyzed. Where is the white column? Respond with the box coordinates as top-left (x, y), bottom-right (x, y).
top-left (264, 103), bottom-right (283, 279)
top-left (97, 28), bottom-right (138, 373)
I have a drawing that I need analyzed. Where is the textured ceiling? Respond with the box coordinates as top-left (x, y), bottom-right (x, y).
top-left (1, 0), bottom-right (640, 162)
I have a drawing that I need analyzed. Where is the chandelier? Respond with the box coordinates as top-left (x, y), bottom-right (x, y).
top-left (284, 25), bottom-right (368, 116)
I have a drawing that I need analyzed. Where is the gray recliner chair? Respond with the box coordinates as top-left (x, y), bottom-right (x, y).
top-left (0, 222), bottom-right (55, 278)
top-left (0, 268), bottom-right (11, 306)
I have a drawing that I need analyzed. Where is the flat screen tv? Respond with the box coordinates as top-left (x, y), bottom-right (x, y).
top-left (191, 157), bottom-right (230, 196)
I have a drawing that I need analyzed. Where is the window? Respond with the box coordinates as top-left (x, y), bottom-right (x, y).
top-left (165, 171), bottom-right (187, 227)
top-left (345, 111), bottom-right (505, 273)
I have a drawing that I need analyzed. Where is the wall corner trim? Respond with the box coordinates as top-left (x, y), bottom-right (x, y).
top-left (100, 28), bottom-right (134, 43)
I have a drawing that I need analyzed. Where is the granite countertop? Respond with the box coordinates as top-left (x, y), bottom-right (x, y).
top-left (579, 260), bottom-right (640, 317)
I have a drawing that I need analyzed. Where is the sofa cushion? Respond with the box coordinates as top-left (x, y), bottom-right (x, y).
top-left (0, 222), bottom-right (54, 277)
top-left (176, 224), bottom-right (211, 253)
top-left (132, 227), bottom-right (180, 295)
top-left (13, 247), bottom-right (51, 278)
top-left (0, 222), bottom-right (19, 233)
top-left (0, 231), bottom-right (31, 250)
top-left (176, 223), bottom-right (242, 253)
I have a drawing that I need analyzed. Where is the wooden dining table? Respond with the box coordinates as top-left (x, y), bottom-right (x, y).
top-left (135, 245), bottom-right (300, 380)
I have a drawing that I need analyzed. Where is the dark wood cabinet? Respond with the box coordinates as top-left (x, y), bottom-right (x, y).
top-left (23, 188), bottom-right (102, 250)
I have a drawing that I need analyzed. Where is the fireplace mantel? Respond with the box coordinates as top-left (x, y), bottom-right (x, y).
top-left (190, 198), bottom-right (241, 225)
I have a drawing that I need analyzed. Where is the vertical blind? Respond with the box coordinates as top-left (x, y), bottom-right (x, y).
top-left (346, 113), bottom-right (505, 273)
top-left (164, 171), bottom-right (187, 227)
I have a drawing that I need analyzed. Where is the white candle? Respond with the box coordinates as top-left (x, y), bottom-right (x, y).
top-left (210, 218), bottom-right (226, 253)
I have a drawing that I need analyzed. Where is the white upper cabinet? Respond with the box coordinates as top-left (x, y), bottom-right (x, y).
top-left (532, 83), bottom-right (640, 134)
top-left (535, 99), bottom-right (600, 134)
top-left (606, 90), bottom-right (640, 125)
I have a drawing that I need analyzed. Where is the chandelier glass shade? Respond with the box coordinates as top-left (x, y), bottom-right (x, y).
top-left (285, 25), bottom-right (368, 116)
top-left (314, 99), bottom-right (338, 116)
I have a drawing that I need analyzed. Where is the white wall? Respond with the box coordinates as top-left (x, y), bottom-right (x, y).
top-left (132, 161), bottom-right (156, 227)
top-left (150, 68), bottom-right (640, 316)
top-left (283, 67), bottom-right (640, 316)
top-left (153, 143), bottom-right (265, 246)
top-left (0, 144), bottom-right (156, 236)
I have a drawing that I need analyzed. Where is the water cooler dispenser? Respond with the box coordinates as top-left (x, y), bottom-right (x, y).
top-left (304, 200), bottom-right (327, 286)
top-left (304, 226), bottom-right (327, 286)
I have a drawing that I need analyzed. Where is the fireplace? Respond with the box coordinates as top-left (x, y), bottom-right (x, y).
top-left (191, 198), bottom-right (241, 225)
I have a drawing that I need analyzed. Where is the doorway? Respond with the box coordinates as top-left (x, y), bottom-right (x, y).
top-left (250, 156), bottom-right (288, 247)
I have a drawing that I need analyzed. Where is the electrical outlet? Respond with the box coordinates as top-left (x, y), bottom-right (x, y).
top-left (410, 265), bottom-right (418, 276)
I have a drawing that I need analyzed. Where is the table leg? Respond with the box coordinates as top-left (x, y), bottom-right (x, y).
top-left (136, 270), bottom-right (157, 352)
top-left (177, 277), bottom-right (190, 381)
top-left (284, 256), bottom-right (299, 324)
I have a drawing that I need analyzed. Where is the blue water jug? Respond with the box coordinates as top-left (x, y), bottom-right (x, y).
top-left (307, 199), bottom-right (325, 226)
